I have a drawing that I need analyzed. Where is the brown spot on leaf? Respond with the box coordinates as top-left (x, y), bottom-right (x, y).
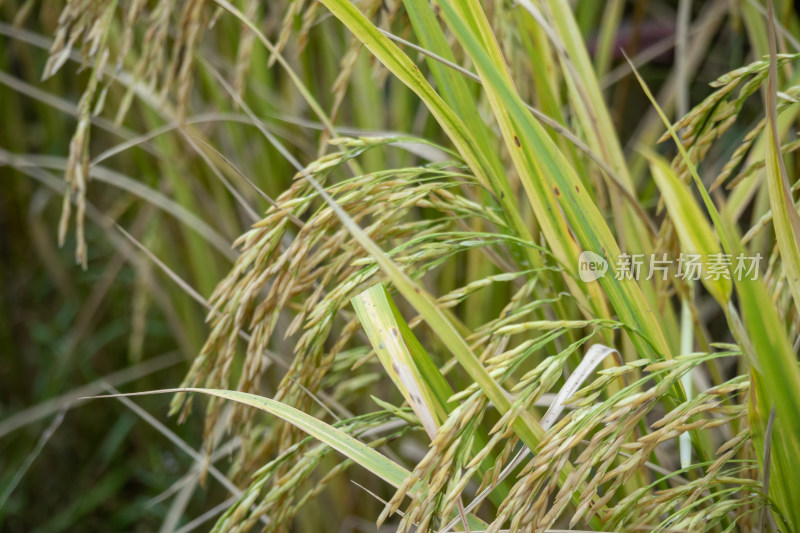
top-left (554, 186), bottom-right (560, 196)
top-left (514, 136), bottom-right (521, 147)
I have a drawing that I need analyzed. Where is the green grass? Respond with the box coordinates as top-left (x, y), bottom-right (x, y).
top-left (3, 0), bottom-right (800, 531)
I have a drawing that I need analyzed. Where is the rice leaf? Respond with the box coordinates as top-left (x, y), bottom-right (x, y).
top-left (763, 4), bottom-right (800, 316)
top-left (648, 154), bottom-right (732, 305)
top-left (84, 388), bottom-right (488, 529)
top-left (435, 0), bottom-right (672, 360)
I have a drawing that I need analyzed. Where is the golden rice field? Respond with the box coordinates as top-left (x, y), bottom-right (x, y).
top-left (2, 0), bottom-right (800, 531)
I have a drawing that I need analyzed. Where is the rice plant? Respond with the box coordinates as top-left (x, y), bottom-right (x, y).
top-left (3, 0), bottom-right (800, 531)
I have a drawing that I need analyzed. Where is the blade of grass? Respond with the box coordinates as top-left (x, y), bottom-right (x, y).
top-left (764, 0), bottom-right (800, 317)
top-left (352, 284), bottom-right (512, 504)
top-left (0, 408), bottom-right (68, 509)
top-left (0, 352), bottom-right (180, 439)
top-left (400, 0), bottom-right (499, 176)
top-left (353, 285), bottom-right (451, 435)
top-left (517, 0), bottom-right (679, 350)
top-left (436, 0), bottom-right (671, 360)
top-left (352, 284), bottom-right (474, 529)
top-left (378, 26), bottom-right (656, 238)
top-left (94, 386), bottom-right (259, 520)
top-left (83, 388), bottom-right (486, 529)
top-left (0, 151), bottom-right (235, 259)
top-left (647, 154), bottom-right (732, 306)
top-left (592, 0), bottom-right (625, 78)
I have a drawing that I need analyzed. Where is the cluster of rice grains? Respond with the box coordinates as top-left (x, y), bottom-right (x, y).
top-left (374, 337), bottom-right (758, 531)
top-left (493, 353), bottom-right (756, 532)
top-left (663, 51), bottom-right (800, 318)
top-left (172, 137), bottom-right (514, 529)
top-left (43, 1), bottom-right (774, 530)
top-left (45, 0), bottom-right (283, 267)
top-left (211, 409), bottom-right (411, 532)
top-left (665, 52), bottom-right (800, 193)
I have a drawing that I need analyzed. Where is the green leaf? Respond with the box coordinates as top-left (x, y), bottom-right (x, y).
top-left (352, 284), bottom-right (449, 437)
top-left (352, 284), bottom-right (511, 503)
top-left (95, 388), bottom-right (411, 485)
top-left (648, 154), bottom-right (732, 305)
top-left (85, 388), bottom-right (487, 529)
top-left (435, 0), bottom-right (672, 360)
top-left (401, 0), bottom-right (499, 175)
top-left (764, 23), bottom-right (800, 317)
